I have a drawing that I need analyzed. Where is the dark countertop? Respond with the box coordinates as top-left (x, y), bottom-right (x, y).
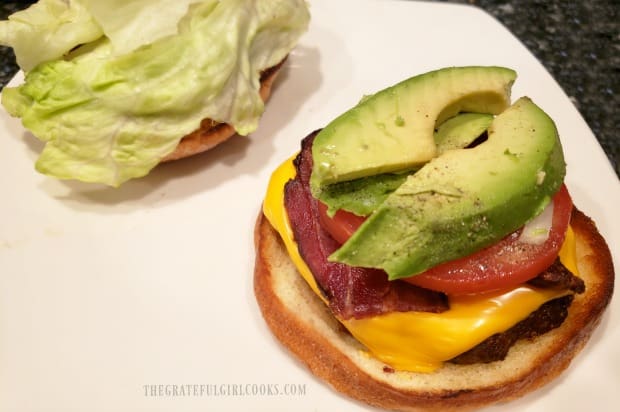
top-left (1, 0), bottom-right (618, 177)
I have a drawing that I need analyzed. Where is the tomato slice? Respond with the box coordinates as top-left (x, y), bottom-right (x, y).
top-left (318, 201), bottom-right (366, 245)
top-left (318, 184), bottom-right (573, 295)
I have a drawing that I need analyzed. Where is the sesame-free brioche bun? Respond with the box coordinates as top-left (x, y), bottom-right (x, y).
top-left (253, 207), bottom-right (614, 412)
top-left (161, 59), bottom-right (286, 162)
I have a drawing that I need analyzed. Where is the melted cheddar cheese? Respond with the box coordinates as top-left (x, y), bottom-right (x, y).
top-left (263, 156), bottom-right (578, 372)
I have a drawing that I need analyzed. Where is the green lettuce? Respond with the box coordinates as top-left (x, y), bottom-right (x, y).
top-left (0, 0), bottom-right (102, 71)
top-left (78, 0), bottom-right (203, 56)
top-left (0, 0), bottom-right (310, 186)
top-left (316, 172), bottom-right (409, 217)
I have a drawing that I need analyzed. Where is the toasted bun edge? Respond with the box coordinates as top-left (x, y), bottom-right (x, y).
top-left (253, 207), bottom-right (614, 412)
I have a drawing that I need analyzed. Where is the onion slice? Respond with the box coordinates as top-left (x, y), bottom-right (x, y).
top-left (518, 200), bottom-right (554, 245)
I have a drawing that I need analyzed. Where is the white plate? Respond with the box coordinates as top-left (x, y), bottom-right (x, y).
top-left (1, 0), bottom-right (618, 411)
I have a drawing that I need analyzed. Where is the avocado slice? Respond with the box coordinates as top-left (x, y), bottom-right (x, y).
top-left (329, 97), bottom-right (566, 280)
top-left (310, 66), bottom-right (517, 196)
top-left (435, 113), bottom-right (494, 154)
top-left (315, 113), bottom-right (495, 217)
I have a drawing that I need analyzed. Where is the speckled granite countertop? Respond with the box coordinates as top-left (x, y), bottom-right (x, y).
top-left (1, 0), bottom-right (618, 177)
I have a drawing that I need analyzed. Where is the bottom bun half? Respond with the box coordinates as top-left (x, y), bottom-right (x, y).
top-left (253, 207), bottom-right (614, 412)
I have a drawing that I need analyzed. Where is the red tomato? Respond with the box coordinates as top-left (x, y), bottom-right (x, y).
top-left (318, 202), bottom-right (366, 245)
top-left (318, 185), bottom-right (573, 295)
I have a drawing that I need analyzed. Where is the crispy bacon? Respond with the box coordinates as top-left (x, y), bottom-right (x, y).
top-left (284, 131), bottom-right (448, 320)
top-left (528, 258), bottom-right (585, 293)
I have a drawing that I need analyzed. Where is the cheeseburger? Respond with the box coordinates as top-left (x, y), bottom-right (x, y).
top-left (254, 66), bottom-right (614, 411)
top-left (0, 0), bottom-right (310, 186)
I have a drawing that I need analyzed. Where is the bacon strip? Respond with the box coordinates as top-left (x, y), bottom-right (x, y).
top-left (284, 131), bottom-right (448, 320)
top-left (527, 258), bottom-right (585, 293)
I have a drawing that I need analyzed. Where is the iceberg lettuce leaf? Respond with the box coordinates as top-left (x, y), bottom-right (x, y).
top-left (1, 0), bottom-right (310, 186)
top-left (78, 0), bottom-right (201, 56)
top-left (0, 0), bottom-right (103, 71)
